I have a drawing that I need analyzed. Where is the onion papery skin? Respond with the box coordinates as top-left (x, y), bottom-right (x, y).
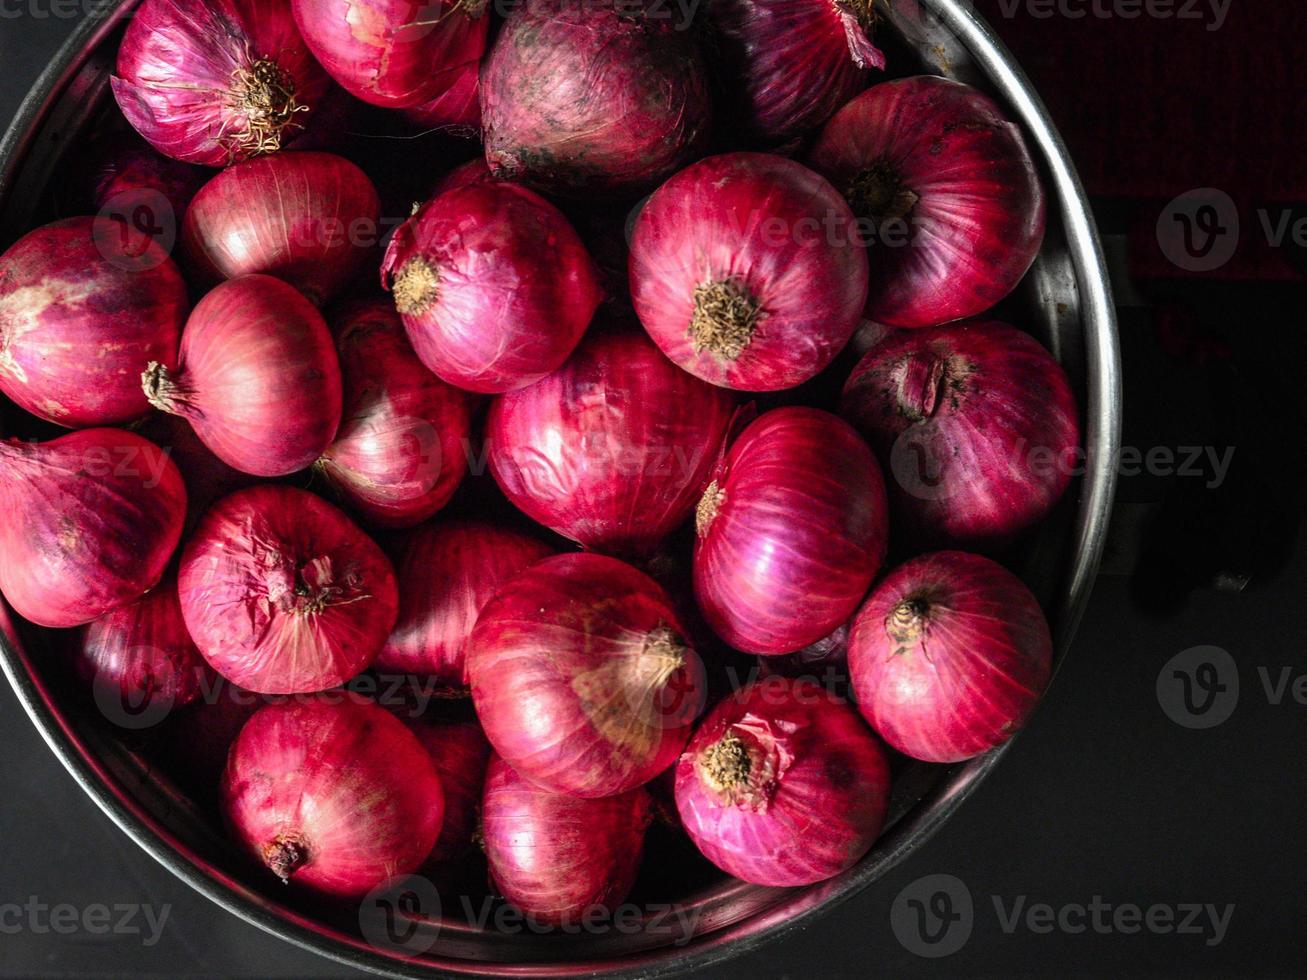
top-left (480, 0), bottom-right (712, 197)
top-left (693, 407), bottom-right (888, 655)
top-left (847, 551), bottom-right (1053, 763)
top-left (840, 320), bottom-right (1079, 548)
top-left (84, 132), bottom-right (209, 232)
top-left (807, 76), bottom-right (1046, 329)
top-left (708, 0), bottom-right (884, 144)
top-left (318, 301), bottom-right (472, 529)
top-left (178, 485), bottom-right (399, 695)
top-left (381, 181), bottom-right (602, 394)
top-left (486, 330), bottom-right (736, 556)
top-left (482, 755), bottom-right (651, 925)
top-left (291, 0), bottom-right (489, 110)
top-left (430, 157), bottom-right (493, 198)
top-left (0, 216), bottom-right (187, 428)
top-left (75, 577), bottom-right (209, 720)
top-left (111, 0), bottom-right (329, 166)
top-left (143, 275), bottom-right (342, 478)
top-left (404, 719), bottom-right (492, 866)
top-left (0, 429), bottom-right (186, 629)
top-left (379, 520), bottom-right (553, 685)
top-left (675, 675), bottom-right (890, 886)
top-left (629, 153), bottom-right (868, 392)
top-left (182, 152), bottom-right (380, 306)
top-left (467, 553), bottom-right (706, 799)
top-left (400, 62), bottom-right (481, 134)
top-left (222, 696), bottom-right (444, 896)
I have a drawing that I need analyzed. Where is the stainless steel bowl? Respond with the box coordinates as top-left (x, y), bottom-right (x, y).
top-left (0, 2), bottom-right (1122, 976)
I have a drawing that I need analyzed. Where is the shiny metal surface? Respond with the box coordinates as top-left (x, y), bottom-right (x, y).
top-left (0, 1), bottom-right (1122, 976)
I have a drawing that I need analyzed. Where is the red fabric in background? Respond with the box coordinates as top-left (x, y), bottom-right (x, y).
top-left (974, 0), bottom-right (1303, 281)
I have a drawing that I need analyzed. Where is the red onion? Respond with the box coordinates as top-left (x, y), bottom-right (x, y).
top-left (111, 0), bottom-right (329, 166)
top-left (400, 61), bottom-right (481, 133)
top-left (178, 485), bottom-right (399, 694)
top-left (182, 152), bottom-right (380, 306)
top-left (143, 275), bottom-right (342, 478)
top-left (841, 320), bottom-right (1079, 548)
top-left (430, 157), bottom-right (492, 198)
top-left (0, 216), bottom-right (187, 428)
top-left (83, 132), bottom-right (209, 237)
top-left (404, 719), bottom-right (492, 865)
top-left (709, 0), bottom-right (884, 144)
top-left (694, 407), bottom-right (888, 655)
top-left (381, 181), bottom-right (602, 393)
top-left (807, 76), bottom-right (1046, 328)
top-left (480, 0), bottom-right (712, 197)
top-left (674, 675), bottom-right (890, 886)
top-left (74, 577), bottom-right (208, 722)
top-left (848, 551), bottom-right (1053, 762)
top-left (486, 329), bottom-right (736, 556)
top-left (758, 622), bottom-right (850, 683)
top-left (467, 553), bottom-right (706, 798)
top-left (291, 0), bottom-right (488, 109)
top-left (222, 695), bottom-right (444, 896)
top-left (0, 429), bottom-right (186, 628)
top-left (379, 520), bottom-right (553, 686)
top-left (629, 153), bottom-right (868, 392)
top-left (317, 301), bottom-right (471, 528)
top-left (482, 755), bottom-right (651, 925)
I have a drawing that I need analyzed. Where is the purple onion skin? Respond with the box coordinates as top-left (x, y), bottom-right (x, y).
top-left (709, 0), bottom-right (884, 144)
top-left (379, 519), bottom-right (554, 685)
top-left (629, 153), bottom-right (869, 392)
top-left (841, 320), bottom-right (1080, 549)
top-left (467, 553), bottom-right (706, 799)
top-left (486, 329), bottom-right (737, 557)
top-left (675, 675), bottom-right (890, 886)
top-left (0, 429), bottom-right (187, 629)
top-left (0, 216), bottom-right (188, 428)
top-left (480, 0), bottom-right (713, 197)
top-left (291, 0), bottom-right (488, 110)
top-left (404, 719), bottom-right (493, 866)
top-left (481, 755), bottom-right (652, 926)
top-left (178, 485), bottom-right (399, 695)
top-left (75, 577), bottom-right (209, 720)
top-left (112, 0), bottom-right (329, 166)
top-left (222, 696), bottom-right (445, 897)
top-left (144, 275), bottom-right (343, 479)
top-left (318, 300), bottom-right (472, 529)
top-left (382, 181), bottom-right (603, 394)
top-left (693, 407), bottom-right (889, 656)
top-left (808, 75), bottom-right (1046, 329)
top-left (182, 152), bottom-right (381, 307)
top-left (84, 132), bottom-right (210, 229)
top-left (848, 551), bottom-right (1053, 763)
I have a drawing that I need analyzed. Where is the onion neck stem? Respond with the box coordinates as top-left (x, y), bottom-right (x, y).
top-left (888, 596), bottom-right (930, 645)
top-left (900, 353), bottom-right (948, 423)
top-left (689, 279), bottom-right (760, 361)
top-left (696, 480), bottom-right (725, 537)
top-left (846, 161), bottom-right (919, 226)
top-left (699, 730), bottom-right (753, 795)
top-left (263, 832), bottom-right (310, 882)
top-left (141, 361), bottom-right (190, 417)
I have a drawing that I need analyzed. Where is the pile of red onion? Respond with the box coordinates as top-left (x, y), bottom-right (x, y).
top-left (0, 0), bottom-right (1080, 944)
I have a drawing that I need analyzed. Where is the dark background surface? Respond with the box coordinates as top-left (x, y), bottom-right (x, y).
top-left (2, 2), bottom-right (1305, 977)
